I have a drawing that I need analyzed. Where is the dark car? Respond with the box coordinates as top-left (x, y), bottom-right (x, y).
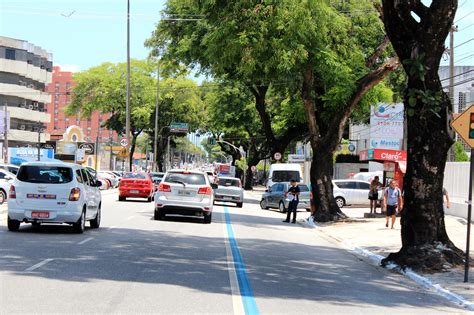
top-left (260, 183), bottom-right (311, 212)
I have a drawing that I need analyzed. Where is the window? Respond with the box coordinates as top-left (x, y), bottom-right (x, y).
top-left (5, 49), bottom-right (15, 60)
top-left (271, 184), bottom-right (281, 192)
top-left (17, 166), bottom-right (73, 184)
top-left (80, 169), bottom-right (90, 186)
top-left (163, 172), bottom-right (206, 185)
top-left (357, 182), bottom-right (370, 190)
top-left (298, 185), bottom-right (309, 192)
top-left (218, 178), bottom-right (241, 187)
top-left (76, 170), bottom-right (83, 184)
top-left (335, 181), bottom-right (357, 189)
top-left (272, 170), bottom-right (301, 183)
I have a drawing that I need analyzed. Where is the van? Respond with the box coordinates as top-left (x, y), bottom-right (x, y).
top-left (266, 163), bottom-right (303, 188)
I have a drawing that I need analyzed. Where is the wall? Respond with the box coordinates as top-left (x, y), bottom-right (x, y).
top-left (443, 162), bottom-right (472, 222)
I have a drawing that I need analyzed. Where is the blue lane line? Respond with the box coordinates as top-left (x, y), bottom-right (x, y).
top-left (224, 206), bottom-right (260, 315)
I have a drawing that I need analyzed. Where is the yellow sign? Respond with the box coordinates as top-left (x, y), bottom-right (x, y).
top-left (117, 148), bottom-right (128, 158)
top-left (451, 105), bottom-right (474, 149)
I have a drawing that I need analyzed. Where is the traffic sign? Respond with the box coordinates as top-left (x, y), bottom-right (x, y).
top-left (117, 148), bottom-right (128, 158)
top-left (451, 105), bottom-right (474, 148)
top-left (274, 152), bottom-right (282, 161)
top-left (251, 165), bottom-right (257, 172)
top-left (170, 122), bottom-right (189, 134)
top-left (120, 137), bottom-right (129, 147)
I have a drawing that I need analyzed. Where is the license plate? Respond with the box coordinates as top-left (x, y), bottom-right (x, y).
top-left (31, 211), bottom-right (49, 219)
top-left (27, 194), bottom-right (56, 199)
top-left (177, 190), bottom-right (192, 196)
top-left (129, 190), bottom-right (139, 194)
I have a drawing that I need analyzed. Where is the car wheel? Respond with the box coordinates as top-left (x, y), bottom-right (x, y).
top-left (73, 209), bottom-right (86, 234)
top-left (90, 204), bottom-right (101, 228)
top-left (203, 212), bottom-right (212, 224)
top-left (279, 201), bottom-right (287, 213)
top-left (260, 199), bottom-right (269, 210)
top-left (154, 208), bottom-right (164, 220)
top-left (236, 202), bottom-right (243, 208)
top-left (147, 196), bottom-right (152, 202)
top-left (0, 189), bottom-right (6, 205)
top-left (335, 197), bottom-right (345, 209)
top-left (7, 217), bottom-right (20, 231)
top-left (119, 196), bottom-right (125, 201)
top-left (31, 221), bottom-right (41, 228)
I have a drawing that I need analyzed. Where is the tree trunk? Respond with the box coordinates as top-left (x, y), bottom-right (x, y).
top-left (380, 0), bottom-right (463, 271)
top-left (310, 148), bottom-right (346, 222)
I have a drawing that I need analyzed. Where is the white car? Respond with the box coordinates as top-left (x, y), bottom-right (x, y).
top-left (98, 171), bottom-right (120, 188)
top-left (0, 169), bottom-right (15, 204)
top-left (333, 179), bottom-right (382, 208)
top-left (7, 162), bottom-right (102, 233)
top-left (154, 169), bottom-right (216, 223)
top-left (214, 177), bottom-right (244, 208)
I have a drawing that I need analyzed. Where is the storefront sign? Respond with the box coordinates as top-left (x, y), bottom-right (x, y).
top-left (288, 154), bottom-right (305, 163)
top-left (359, 149), bottom-right (407, 162)
top-left (370, 103), bottom-right (404, 149)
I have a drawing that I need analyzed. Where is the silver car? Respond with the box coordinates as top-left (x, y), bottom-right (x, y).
top-left (260, 183), bottom-right (311, 213)
top-left (214, 177), bottom-right (244, 208)
top-left (332, 179), bottom-right (383, 208)
top-left (154, 170), bottom-right (216, 223)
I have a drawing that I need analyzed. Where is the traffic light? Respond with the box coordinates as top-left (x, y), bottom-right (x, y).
top-left (470, 113), bottom-right (474, 139)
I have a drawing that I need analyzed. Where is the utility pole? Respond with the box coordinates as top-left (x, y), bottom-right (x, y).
top-left (3, 104), bottom-right (8, 164)
top-left (37, 121), bottom-right (41, 161)
top-left (167, 135), bottom-right (171, 171)
top-left (125, 0), bottom-right (131, 171)
top-left (448, 24), bottom-right (458, 161)
top-left (94, 134), bottom-right (99, 173)
top-left (109, 136), bottom-right (113, 171)
top-left (153, 59), bottom-right (160, 172)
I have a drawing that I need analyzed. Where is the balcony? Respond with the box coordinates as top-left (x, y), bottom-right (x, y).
top-left (8, 106), bottom-right (50, 123)
top-left (0, 59), bottom-right (52, 83)
top-left (0, 83), bottom-right (51, 104)
top-left (7, 129), bottom-right (50, 143)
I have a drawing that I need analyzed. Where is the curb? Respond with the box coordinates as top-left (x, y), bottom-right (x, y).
top-left (327, 234), bottom-right (474, 311)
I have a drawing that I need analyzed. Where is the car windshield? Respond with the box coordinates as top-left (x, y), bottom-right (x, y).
top-left (17, 165), bottom-right (73, 184)
top-left (299, 185), bottom-right (309, 192)
top-left (165, 172), bottom-right (207, 185)
top-left (123, 173), bottom-right (147, 179)
top-left (218, 178), bottom-right (240, 187)
top-left (272, 170), bottom-right (300, 182)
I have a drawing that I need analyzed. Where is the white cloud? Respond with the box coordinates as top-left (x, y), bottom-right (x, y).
top-left (57, 64), bottom-right (81, 73)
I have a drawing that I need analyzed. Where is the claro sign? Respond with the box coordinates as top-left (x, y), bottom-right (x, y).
top-left (359, 149), bottom-right (407, 162)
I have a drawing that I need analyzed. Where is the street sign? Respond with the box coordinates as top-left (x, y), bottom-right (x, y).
top-left (288, 154), bottom-right (305, 163)
top-left (75, 148), bottom-right (86, 162)
top-left (120, 138), bottom-right (129, 147)
top-left (170, 122), bottom-right (189, 134)
top-left (117, 148), bottom-right (128, 158)
top-left (274, 152), bottom-right (282, 161)
top-left (451, 105), bottom-right (474, 148)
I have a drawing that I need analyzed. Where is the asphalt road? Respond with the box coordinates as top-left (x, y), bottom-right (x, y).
top-left (0, 191), bottom-right (468, 314)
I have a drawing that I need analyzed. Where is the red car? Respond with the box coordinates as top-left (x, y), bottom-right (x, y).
top-left (118, 172), bottom-right (155, 202)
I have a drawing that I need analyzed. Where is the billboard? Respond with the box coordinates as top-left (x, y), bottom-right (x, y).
top-left (370, 103), bottom-right (404, 150)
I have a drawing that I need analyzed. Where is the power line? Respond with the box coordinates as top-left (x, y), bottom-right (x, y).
top-left (457, 54), bottom-right (474, 63)
top-left (454, 37), bottom-right (474, 49)
top-left (455, 11), bottom-right (474, 24)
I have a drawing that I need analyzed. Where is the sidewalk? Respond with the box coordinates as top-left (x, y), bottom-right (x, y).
top-left (245, 189), bottom-right (474, 310)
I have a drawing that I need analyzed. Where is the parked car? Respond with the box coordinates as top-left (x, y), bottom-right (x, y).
top-left (206, 171), bottom-right (217, 184)
top-left (214, 177), bottom-right (244, 208)
top-left (150, 172), bottom-right (165, 185)
top-left (260, 183), bottom-right (311, 213)
top-left (332, 179), bottom-right (383, 208)
top-left (266, 163), bottom-right (303, 189)
top-left (118, 172), bottom-right (155, 202)
top-left (0, 164), bottom-right (20, 175)
top-left (154, 169), bottom-right (216, 223)
top-left (98, 171), bottom-right (119, 188)
top-left (7, 162), bottom-right (102, 233)
top-left (351, 171), bottom-right (383, 183)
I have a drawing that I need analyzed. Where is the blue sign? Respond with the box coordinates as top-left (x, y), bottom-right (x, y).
top-left (9, 147), bottom-right (55, 165)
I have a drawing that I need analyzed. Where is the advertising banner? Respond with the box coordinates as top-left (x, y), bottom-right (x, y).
top-left (370, 103), bottom-right (404, 150)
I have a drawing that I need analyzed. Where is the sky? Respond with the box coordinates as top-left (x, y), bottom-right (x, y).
top-left (0, 0), bottom-right (473, 73)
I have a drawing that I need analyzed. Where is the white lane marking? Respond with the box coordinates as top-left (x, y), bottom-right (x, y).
top-left (223, 217), bottom-right (245, 315)
top-left (108, 226), bottom-right (117, 230)
top-left (78, 237), bottom-right (94, 245)
top-left (126, 215), bottom-right (135, 220)
top-left (24, 258), bottom-right (54, 272)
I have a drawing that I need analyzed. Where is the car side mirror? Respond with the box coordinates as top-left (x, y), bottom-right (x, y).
top-left (95, 180), bottom-right (102, 187)
top-left (266, 188), bottom-right (270, 192)
top-left (211, 183), bottom-right (218, 190)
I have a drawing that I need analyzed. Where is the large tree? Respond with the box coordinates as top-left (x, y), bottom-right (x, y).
top-left (380, 0), bottom-right (464, 270)
top-left (67, 60), bottom-right (155, 169)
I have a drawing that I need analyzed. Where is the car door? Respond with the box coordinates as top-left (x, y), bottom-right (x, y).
top-left (269, 184), bottom-right (280, 207)
top-left (336, 181), bottom-right (357, 205)
top-left (356, 181), bottom-right (371, 204)
top-left (86, 169), bottom-right (101, 213)
top-left (81, 169), bottom-right (97, 218)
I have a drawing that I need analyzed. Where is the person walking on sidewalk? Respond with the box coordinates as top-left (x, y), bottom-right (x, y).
top-left (283, 179), bottom-right (300, 224)
top-left (383, 180), bottom-right (403, 229)
top-left (443, 187), bottom-right (451, 213)
top-left (369, 176), bottom-right (382, 214)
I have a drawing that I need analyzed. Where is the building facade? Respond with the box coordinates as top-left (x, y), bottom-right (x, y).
top-left (0, 36), bottom-right (52, 147)
top-left (45, 66), bottom-right (118, 144)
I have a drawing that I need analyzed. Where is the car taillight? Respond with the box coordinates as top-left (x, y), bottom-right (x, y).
top-left (69, 187), bottom-right (81, 201)
top-left (238, 181), bottom-right (242, 188)
top-left (158, 183), bottom-right (171, 192)
top-left (9, 185), bottom-right (16, 199)
top-left (198, 187), bottom-right (213, 195)
top-left (310, 192), bottom-right (313, 199)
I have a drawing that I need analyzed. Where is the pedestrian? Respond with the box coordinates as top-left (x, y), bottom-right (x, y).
top-left (283, 179), bottom-right (300, 224)
top-left (369, 176), bottom-right (382, 214)
top-left (443, 187), bottom-right (451, 213)
top-left (383, 180), bottom-right (403, 229)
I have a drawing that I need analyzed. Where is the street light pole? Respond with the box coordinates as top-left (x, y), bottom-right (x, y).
top-left (153, 59), bottom-right (160, 172)
top-left (125, 0), bottom-right (131, 171)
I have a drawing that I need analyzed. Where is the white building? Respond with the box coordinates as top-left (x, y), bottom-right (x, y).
top-left (0, 36), bottom-right (52, 146)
